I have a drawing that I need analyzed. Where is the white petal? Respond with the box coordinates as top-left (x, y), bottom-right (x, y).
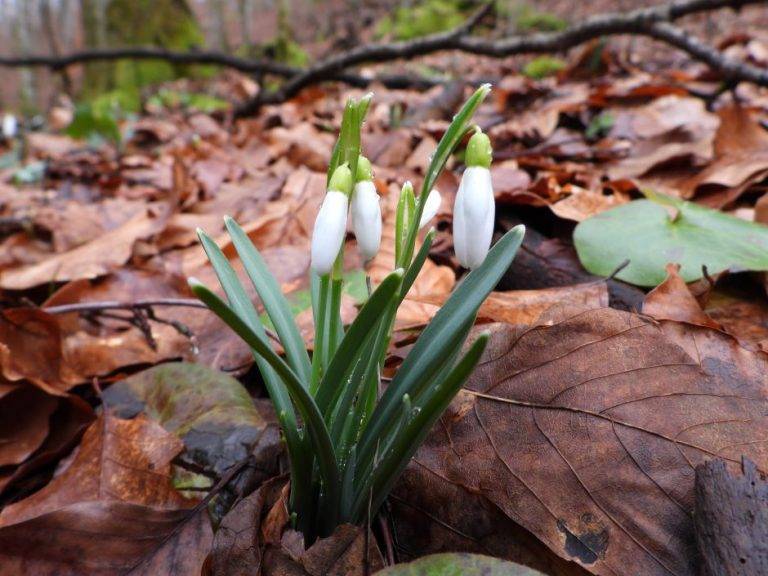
top-left (351, 181), bottom-right (381, 260)
top-left (454, 166), bottom-right (494, 269)
top-left (418, 189), bottom-right (442, 229)
top-left (311, 190), bottom-right (349, 275)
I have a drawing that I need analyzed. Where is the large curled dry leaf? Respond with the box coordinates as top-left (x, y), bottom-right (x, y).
top-left (408, 307), bottom-right (768, 576)
top-left (0, 413), bottom-right (212, 574)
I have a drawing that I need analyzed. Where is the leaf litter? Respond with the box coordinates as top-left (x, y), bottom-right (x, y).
top-left (1, 20), bottom-right (768, 576)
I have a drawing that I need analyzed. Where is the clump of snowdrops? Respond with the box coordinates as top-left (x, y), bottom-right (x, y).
top-left (189, 85), bottom-right (524, 543)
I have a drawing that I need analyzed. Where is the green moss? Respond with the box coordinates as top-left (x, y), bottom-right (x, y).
top-left (515, 6), bottom-right (568, 32)
top-left (522, 56), bottom-right (566, 79)
top-left (376, 0), bottom-right (470, 40)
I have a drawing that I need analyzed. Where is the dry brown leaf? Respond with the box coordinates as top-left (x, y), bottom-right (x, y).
top-left (0, 413), bottom-right (211, 575)
top-left (607, 96), bottom-right (719, 181)
top-left (643, 264), bottom-right (723, 331)
top-left (0, 309), bottom-right (81, 394)
top-left (0, 204), bottom-right (170, 290)
top-left (0, 384), bottom-right (58, 467)
top-left (677, 105), bottom-right (768, 207)
top-left (411, 307), bottom-right (768, 575)
top-left (478, 283), bottom-right (609, 325)
top-left (550, 187), bottom-right (627, 222)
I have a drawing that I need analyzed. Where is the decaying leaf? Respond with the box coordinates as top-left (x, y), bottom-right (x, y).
top-left (103, 362), bottom-right (267, 474)
top-left (0, 413), bottom-right (212, 574)
top-left (408, 307), bottom-right (768, 575)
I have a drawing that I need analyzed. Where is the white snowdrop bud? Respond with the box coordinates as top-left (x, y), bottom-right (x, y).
top-left (311, 164), bottom-right (353, 275)
top-left (2, 114), bottom-right (17, 140)
top-left (418, 188), bottom-right (441, 229)
top-left (453, 129), bottom-right (494, 270)
top-left (351, 157), bottom-right (381, 261)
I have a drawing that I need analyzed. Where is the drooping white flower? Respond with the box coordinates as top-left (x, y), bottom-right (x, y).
top-left (418, 189), bottom-right (441, 229)
top-left (351, 156), bottom-right (381, 261)
top-left (2, 114), bottom-right (17, 140)
top-left (453, 130), bottom-right (494, 270)
top-left (311, 164), bottom-right (353, 275)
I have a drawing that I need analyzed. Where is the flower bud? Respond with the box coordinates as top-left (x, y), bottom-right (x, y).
top-left (418, 189), bottom-right (441, 229)
top-left (351, 157), bottom-right (381, 261)
top-left (311, 164), bottom-right (353, 275)
top-left (2, 114), bottom-right (17, 140)
top-left (453, 130), bottom-right (495, 269)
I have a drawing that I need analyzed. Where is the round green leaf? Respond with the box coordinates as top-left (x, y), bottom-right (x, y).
top-left (376, 553), bottom-right (545, 575)
top-left (103, 362), bottom-right (265, 474)
top-left (574, 193), bottom-right (768, 287)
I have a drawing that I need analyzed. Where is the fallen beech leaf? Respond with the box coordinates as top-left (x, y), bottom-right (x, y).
top-left (0, 395), bottom-right (94, 495)
top-left (677, 105), bottom-right (768, 206)
top-left (0, 205), bottom-right (170, 290)
top-left (478, 283), bottom-right (608, 325)
top-left (0, 309), bottom-right (81, 394)
top-left (378, 553), bottom-right (546, 575)
top-left (550, 188), bottom-right (627, 222)
top-left (0, 413), bottom-right (211, 574)
top-left (412, 308), bottom-right (768, 575)
top-left (574, 193), bottom-right (768, 286)
top-left (704, 288), bottom-right (768, 353)
top-left (643, 264), bottom-right (722, 330)
top-left (606, 96), bottom-right (718, 180)
top-left (0, 384), bottom-right (58, 467)
top-left (103, 362), bottom-right (266, 474)
top-left (211, 477), bottom-right (385, 576)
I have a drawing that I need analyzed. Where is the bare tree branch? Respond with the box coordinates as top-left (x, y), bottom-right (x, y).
top-left (0, 0), bottom-right (765, 116)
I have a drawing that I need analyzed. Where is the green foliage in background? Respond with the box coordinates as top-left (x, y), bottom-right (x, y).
top-left (514, 4), bottom-right (567, 32)
top-left (81, 0), bottom-right (210, 104)
top-left (522, 56), bottom-right (566, 79)
top-left (376, 0), bottom-right (470, 40)
top-left (147, 89), bottom-right (230, 113)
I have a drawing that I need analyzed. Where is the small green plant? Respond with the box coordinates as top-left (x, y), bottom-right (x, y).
top-left (190, 86), bottom-right (524, 544)
top-left (147, 89), bottom-right (230, 113)
top-left (522, 55), bottom-right (567, 79)
top-left (585, 111), bottom-right (615, 139)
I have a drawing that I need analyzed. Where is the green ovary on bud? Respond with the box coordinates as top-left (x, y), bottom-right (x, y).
top-left (356, 155), bottom-right (373, 182)
top-left (328, 163), bottom-right (354, 197)
top-left (465, 128), bottom-right (492, 169)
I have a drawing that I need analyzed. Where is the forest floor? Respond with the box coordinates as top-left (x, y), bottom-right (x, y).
top-left (0, 2), bottom-right (767, 575)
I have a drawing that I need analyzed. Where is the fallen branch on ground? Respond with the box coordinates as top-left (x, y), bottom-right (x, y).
top-left (0, 0), bottom-right (765, 115)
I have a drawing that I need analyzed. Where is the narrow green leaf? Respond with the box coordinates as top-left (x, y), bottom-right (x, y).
top-left (401, 228), bottom-right (435, 299)
top-left (355, 332), bottom-right (490, 521)
top-left (356, 225), bottom-right (524, 477)
top-left (315, 269), bottom-right (404, 416)
top-left (225, 216), bottom-right (312, 385)
top-left (189, 279), bottom-right (340, 522)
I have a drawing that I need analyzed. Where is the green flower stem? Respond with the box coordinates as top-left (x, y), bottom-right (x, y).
top-left (310, 274), bottom-right (331, 393)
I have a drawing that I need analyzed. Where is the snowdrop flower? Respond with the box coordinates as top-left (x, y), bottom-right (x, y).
top-left (418, 188), bottom-right (441, 229)
top-left (351, 156), bottom-right (381, 261)
top-left (453, 128), bottom-right (495, 269)
top-left (2, 114), bottom-right (17, 140)
top-left (311, 164), bottom-right (353, 275)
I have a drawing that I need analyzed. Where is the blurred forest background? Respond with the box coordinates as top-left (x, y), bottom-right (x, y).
top-left (3, 0), bottom-right (759, 117)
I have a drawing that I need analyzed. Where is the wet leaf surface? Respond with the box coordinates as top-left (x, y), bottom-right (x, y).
top-left (102, 362), bottom-right (267, 474)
